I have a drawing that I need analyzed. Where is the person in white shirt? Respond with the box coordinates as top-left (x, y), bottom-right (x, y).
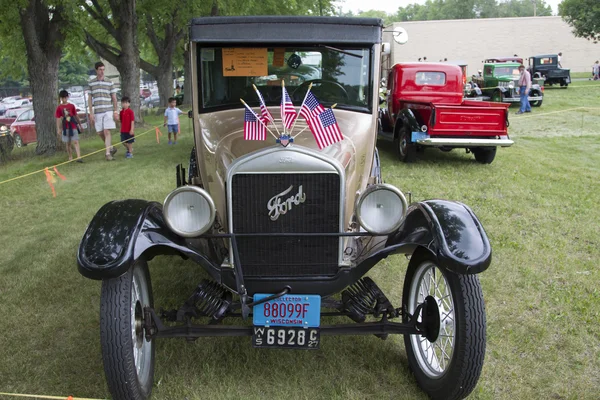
top-left (163, 97), bottom-right (183, 145)
top-left (516, 64), bottom-right (532, 114)
top-left (558, 52), bottom-right (563, 68)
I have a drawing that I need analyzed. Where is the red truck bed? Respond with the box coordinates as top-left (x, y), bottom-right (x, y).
top-left (430, 100), bottom-right (510, 137)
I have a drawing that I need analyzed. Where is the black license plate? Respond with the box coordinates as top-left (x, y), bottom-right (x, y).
top-left (252, 326), bottom-right (320, 349)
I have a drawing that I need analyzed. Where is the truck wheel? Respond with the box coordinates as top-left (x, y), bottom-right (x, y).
top-left (395, 127), bottom-right (416, 163)
top-left (100, 259), bottom-right (155, 400)
top-left (403, 250), bottom-right (486, 400)
top-left (472, 147), bottom-right (496, 164)
top-left (529, 92), bottom-right (543, 107)
top-left (491, 91), bottom-right (502, 103)
top-left (560, 81), bottom-right (568, 88)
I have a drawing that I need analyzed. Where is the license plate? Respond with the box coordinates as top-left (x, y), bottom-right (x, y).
top-left (252, 326), bottom-right (320, 349)
top-left (252, 294), bottom-right (320, 327)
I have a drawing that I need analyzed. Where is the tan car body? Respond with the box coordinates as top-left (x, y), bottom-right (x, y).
top-left (190, 44), bottom-right (382, 230)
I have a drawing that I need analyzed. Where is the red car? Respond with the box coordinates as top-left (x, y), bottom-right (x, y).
top-left (378, 63), bottom-right (512, 164)
top-left (10, 108), bottom-right (36, 148)
top-left (0, 107), bottom-right (31, 129)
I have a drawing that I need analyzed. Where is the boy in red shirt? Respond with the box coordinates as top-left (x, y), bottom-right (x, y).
top-left (55, 90), bottom-right (83, 162)
top-left (118, 96), bottom-right (135, 158)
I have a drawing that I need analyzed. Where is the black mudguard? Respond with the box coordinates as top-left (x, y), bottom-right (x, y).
top-left (77, 200), bottom-right (220, 280)
top-left (380, 199), bottom-right (491, 274)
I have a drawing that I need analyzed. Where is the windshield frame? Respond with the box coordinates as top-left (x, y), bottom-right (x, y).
top-left (196, 43), bottom-right (375, 115)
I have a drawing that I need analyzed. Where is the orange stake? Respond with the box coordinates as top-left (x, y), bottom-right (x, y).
top-left (155, 127), bottom-right (163, 143)
top-left (44, 168), bottom-right (57, 197)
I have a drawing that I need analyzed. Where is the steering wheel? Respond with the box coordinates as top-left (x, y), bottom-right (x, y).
top-left (292, 79), bottom-right (349, 102)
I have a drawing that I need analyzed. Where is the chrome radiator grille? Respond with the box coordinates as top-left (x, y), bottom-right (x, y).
top-left (230, 173), bottom-right (340, 277)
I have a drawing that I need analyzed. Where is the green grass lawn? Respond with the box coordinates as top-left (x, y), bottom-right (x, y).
top-left (0, 84), bottom-right (599, 400)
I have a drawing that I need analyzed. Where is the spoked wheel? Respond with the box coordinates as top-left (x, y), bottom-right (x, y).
top-left (403, 251), bottom-right (486, 400)
top-left (100, 260), bottom-right (155, 400)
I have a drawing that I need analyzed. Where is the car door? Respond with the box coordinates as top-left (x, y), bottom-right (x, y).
top-left (25, 110), bottom-right (36, 144)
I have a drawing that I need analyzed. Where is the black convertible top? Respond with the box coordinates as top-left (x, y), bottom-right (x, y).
top-left (190, 16), bottom-right (383, 45)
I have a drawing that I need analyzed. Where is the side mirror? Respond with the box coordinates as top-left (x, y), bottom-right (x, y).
top-left (392, 27), bottom-right (408, 45)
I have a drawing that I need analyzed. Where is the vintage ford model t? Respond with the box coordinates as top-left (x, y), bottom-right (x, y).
top-left (77, 17), bottom-right (492, 400)
top-left (379, 62), bottom-right (513, 164)
top-left (528, 54), bottom-right (571, 87)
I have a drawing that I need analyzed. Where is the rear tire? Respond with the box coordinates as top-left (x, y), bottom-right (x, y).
top-left (472, 147), bottom-right (496, 164)
top-left (395, 125), bottom-right (417, 163)
top-left (402, 250), bottom-right (486, 400)
top-left (100, 260), bottom-right (155, 400)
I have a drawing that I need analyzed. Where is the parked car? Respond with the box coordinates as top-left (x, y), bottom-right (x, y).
top-left (143, 92), bottom-right (160, 108)
top-left (7, 98), bottom-right (32, 109)
top-left (69, 86), bottom-right (85, 98)
top-left (10, 108), bottom-right (36, 147)
top-left (467, 62), bottom-right (544, 107)
top-left (77, 16), bottom-right (492, 400)
top-left (140, 88), bottom-right (152, 98)
top-left (528, 54), bottom-right (571, 87)
top-left (379, 62), bottom-right (512, 164)
top-left (0, 96), bottom-right (22, 115)
top-left (0, 107), bottom-right (32, 130)
top-left (68, 98), bottom-right (89, 128)
top-left (484, 56), bottom-right (524, 64)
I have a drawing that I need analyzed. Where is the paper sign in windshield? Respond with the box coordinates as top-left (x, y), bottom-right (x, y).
top-left (222, 48), bottom-right (268, 77)
top-left (272, 48), bottom-right (286, 67)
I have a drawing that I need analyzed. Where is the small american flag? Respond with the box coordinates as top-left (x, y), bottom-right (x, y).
top-left (244, 108), bottom-right (266, 140)
top-left (255, 89), bottom-right (274, 125)
top-left (299, 91), bottom-right (325, 121)
top-left (280, 86), bottom-right (297, 130)
top-left (306, 109), bottom-right (343, 149)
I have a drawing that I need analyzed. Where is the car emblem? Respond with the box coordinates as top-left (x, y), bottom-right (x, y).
top-left (276, 135), bottom-right (293, 147)
top-left (267, 185), bottom-right (306, 221)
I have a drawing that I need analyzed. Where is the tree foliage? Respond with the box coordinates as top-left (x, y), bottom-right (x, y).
top-left (560, 0), bottom-right (600, 43)
top-left (344, 0), bottom-right (552, 22)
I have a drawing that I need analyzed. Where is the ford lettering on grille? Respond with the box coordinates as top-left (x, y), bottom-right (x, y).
top-left (267, 184), bottom-right (306, 221)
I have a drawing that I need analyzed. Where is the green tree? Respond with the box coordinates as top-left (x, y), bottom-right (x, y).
top-left (0, 0), bottom-right (75, 155)
top-left (560, 0), bottom-right (600, 43)
top-left (80, 0), bottom-right (143, 121)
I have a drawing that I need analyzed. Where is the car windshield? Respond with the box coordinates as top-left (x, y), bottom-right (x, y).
top-left (198, 46), bottom-right (373, 113)
top-left (493, 67), bottom-right (520, 78)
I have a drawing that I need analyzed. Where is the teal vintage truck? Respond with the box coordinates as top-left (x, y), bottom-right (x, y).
top-left (467, 62), bottom-right (544, 107)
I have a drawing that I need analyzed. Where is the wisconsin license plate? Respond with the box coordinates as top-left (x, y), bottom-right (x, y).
top-left (253, 326), bottom-right (320, 349)
top-left (252, 294), bottom-right (321, 327)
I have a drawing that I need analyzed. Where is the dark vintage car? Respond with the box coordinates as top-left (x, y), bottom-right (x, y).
top-left (77, 17), bottom-right (492, 400)
top-left (529, 54), bottom-right (571, 87)
top-left (468, 62), bottom-right (544, 107)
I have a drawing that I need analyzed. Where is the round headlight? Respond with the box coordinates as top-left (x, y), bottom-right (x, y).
top-left (356, 184), bottom-right (408, 234)
top-left (163, 186), bottom-right (216, 237)
top-left (508, 81), bottom-right (515, 89)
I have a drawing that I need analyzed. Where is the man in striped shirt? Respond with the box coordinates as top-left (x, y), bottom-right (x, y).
top-left (87, 62), bottom-right (119, 160)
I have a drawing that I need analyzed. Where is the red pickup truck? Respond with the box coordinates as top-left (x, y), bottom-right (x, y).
top-left (378, 63), bottom-right (513, 164)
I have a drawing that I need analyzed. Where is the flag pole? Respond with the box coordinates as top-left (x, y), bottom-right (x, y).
top-left (292, 102), bottom-right (336, 140)
top-left (240, 98), bottom-right (278, 140)
top-left (252, 84), bottom-right (281, 136)
top-left (281, 80), bottom-right (286, 136)
top-left (289, 82), bottom-right (313, 136)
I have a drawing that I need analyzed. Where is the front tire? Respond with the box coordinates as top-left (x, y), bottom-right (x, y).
top-left (395, 126), bottom-right (417, 163)
top-left (491, 91), bottom-right (502, 103)
top-left (403, 251), bottom-right (486, 400)
top-left (472, 147), bottom-right (496, 164)
top-left (100, 260), bottom-right (155, 400)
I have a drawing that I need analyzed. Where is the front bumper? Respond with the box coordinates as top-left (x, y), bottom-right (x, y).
top-left (416, 137), bottom-right (514, 147)
top-left (502, 95), bottom-right (543, 103)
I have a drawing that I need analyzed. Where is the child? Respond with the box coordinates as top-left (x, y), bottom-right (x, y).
top-left (119, 96), bottom-right (135, 158)
top-left (55, 90), bottom-right (83, 162)
top-left (164, 97), bottom-right (183, 144)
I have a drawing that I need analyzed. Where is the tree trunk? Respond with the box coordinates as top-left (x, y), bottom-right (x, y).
top-left (30, 61), bottom-right (60, 155)
top-left (19, 1), bottom-right (66, 156)
top-left (183, 47), bottom-right (192, 106)
top-left (156, 62), bottom-right (173, 109)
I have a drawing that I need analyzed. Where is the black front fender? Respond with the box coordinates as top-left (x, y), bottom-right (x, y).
top-left (381, 199), bottom-right (492, 274)
top-left (77, 200), bottom-right (220, 280)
